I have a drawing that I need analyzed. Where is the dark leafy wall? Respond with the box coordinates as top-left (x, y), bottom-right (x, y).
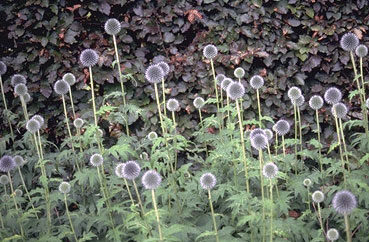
top-left (1, 0), bottom-right (369, 142)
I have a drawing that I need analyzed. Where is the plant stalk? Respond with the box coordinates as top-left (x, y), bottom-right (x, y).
top-left (344, 214), bottom-right (352, 242)
top-left (64, 194), bottom-right (78, 242)
top-left (315, 110), bottom-right (323, 172)
top-left (208, 189), bottom-right (219, 242)
top-left (210, 59), bottom-right (220, 113)
top-left (151, 189), bottom-right (163, 241)
top-left (0, 75), bottom-right (14, 140)
top-left (89, 66), bottom-right (98, 127)
top-left (17, 166), bottom-right (39, 219)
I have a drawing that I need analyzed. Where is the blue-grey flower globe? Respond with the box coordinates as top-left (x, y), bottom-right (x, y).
top-left (250, 75), bottom-right (264, 89)
top-left (23, 93), bottom-right (31, 103)
top-left (80, 49), bottom-right (99, 67)
top-left (340, 33), bottom-right (359, 52)
top-left (90, 154), bottom-right (103, 167)
top-left (234, 67), bottom-right (245, 79)
top-left (309, 95), bottom-right (324, 110)
top-left (62, 73), bottom-right (76, 86)
top-left (14, 83), bottom-right (28, 96)
top-left (312, 191), bottom-right (325, 203)
top-left (115, 163), bottom-right (125, 178)
top-left (332, 190), bottom-right (357, 215)
top-left (11, 74), bottom-right (26, 87)
top-left (0, 61), bottom-right (7, 75)
top-left (156, 61), bottom-right (170, 76)
top-left (32, 115), bottom-right (45, 127)
top-left (0, 175), bottom-right (9, 185)
top-left (303, 178), bottom-right (312, 187)
top-left (167, 98), bottom-right (180, 112)
top-left (0, 155), bottom-right (16, 172)
top-left (203, 44), bottom-right (218, 59)
top-left (142, 170), bottom-right (162, 190)
top-left (355, 44), bottom-right (368, 58)
top-left (324, 87), bottom-right (342, 105)
top-left (147, 131), bottom-right (158, 141)
top-left (274, 120), bottom-right (290, 136)
top-left (26, 119), bottom-right (40, 134)
top-left (331, 102), bottom-right (348, 119)
top-left (227, 82), bottom-right (245, 100)
top-left (262, 162), bottom-right (278, 179)
top-left (104, 18), bottom-right (121, 36)
top-left (13, 155), bottom-right (25, 167)
top-left (264, 129), bottom-right (273, 141)
top-left (59, 181), bottom-right (71, 194)
top-left (251, 133), bottom-right (268, 150)
top-left (292, 95), bottom-right (305, 107)
top-left (221, 78), bottom-right (233, 91)
top-left (122, 160), bottom-right (141, 180)
top-left (73, 118), bottom-right (84, 129)
top-left (145, 64), bottom-right (164, 84)
top-left (200, 172), bottom-right (216, 190)
top-left (193, 97), bottom-right (205, 109)
top-left (326, 228), bottom-right (339, 241)
top-left (15, 189), bottom-right (23, 197)
top-left (250, 128), bottom-right (266, 139)
top-left (287, 86), bottom-right (302, 100)
top-left (215, 74), bottom-right (226, 86)
top-left (54, 80), bottom-right (70, 95)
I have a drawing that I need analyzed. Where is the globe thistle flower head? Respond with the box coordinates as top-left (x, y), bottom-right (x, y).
top-left (142, 170), bottom-right (162, 190)
top-left (309, 95), bottom-right (324, 110)
top-left (15, 189), bottom-right (23, 197)
top-left (312, 191), bottom-right (325, 203)
top-left (73, 118), bottom-right (84, 129)
top-left (90, 154), bottom-right (103, 167)
top-left (26, 119), bottom-right (40, 134)
top-left (355, 44), bottom-right (368, 58)
top-left (0, 155), bottom-right (16, 172)
top-left (122, 160), bottom-right (141, 180)
top-left (23, 93), bottom-right (31, 103)
top-left (193, 97), bottom-right (205, 109)
top-left (291, 95), bottom-right (305, 107)
top-left (115, 163), bottom-right (125, 178)
top-left (227, 82), bottom-right (245, 100)
top-left (274, 120), bottom-right (290, 136)
top-left (147, 131), bottom-right (158, 141)
top-left (11, 74), bottom-right (26, 87)
top-left (59, 181), bottom-right (71, 194)
top-left (32, 115), bottom-right (44, 127)
top-left (221, 78), bottom-right (233, 91)
top-left (215, 74), bottom-right (226, 86)
top-left (156, 61), bottom-right (170, 76)
top-left (340, 33), bottom-right (359, 52)
top-left (331, 102), bottom-right (348, 119)
top-left (200, 172), bottom-right (216, 190)
top-left (0, 61), bottom-right (7, 75)
top-left (54, 80), bottom-right (70, 95)
top-left (203, 44), bottom-right (218, 59)
top-left (13, 155), bottom-right (25, 167)
top-left (167, 98), bottom-right (180, 112)
top-left (287, 86), bottom-right (302, 100)
top-left (2, 194), bottom-right (10, 202)
top-left (104, 18), bottom-right (121, 35)
top-left (234, 67), bottom-right (245, 79)
top-left (332, 190), bottom-right (357, 215)
top-left (249, 128), bottom-right (266, 139)
top-left (303, 178), bottom-right (312, 187)
top-left (262, 162), bottom-right (278, 179)
top-left (250, 75), bottom-right (264, 89)
top-left (326, 228), bottom-right (339, 241)
top-left (0, 175), bottom-right (9, 185)
top-left (264, 129), bottom-right (273, 141)
top-left (14, 83), bottom-right (28, 96)
top-left (145, 64), bottom-right (164, 84)
top-left (251, 133), bottom-right (268, 150)
top-left (80, 49), bottom-right (99, 67)
top-left (324, 87), bottom-right (342, 105)
top-left (62, 73), bottom-right (76, 86)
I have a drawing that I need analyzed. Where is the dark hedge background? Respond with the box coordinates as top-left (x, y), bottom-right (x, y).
top-left (1, 0), bottom-right (369, 144)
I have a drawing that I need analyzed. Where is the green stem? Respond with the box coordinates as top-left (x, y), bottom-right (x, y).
top-left (282, 135), bottom-right (285, 157)
top-left (18, 166), bottom-right (39, 219)
top-left (274, 132), bottom-right (278, 156)
top-left (199, 109), bottom-right (209, 158)
top-left (20, 95), bottom-right (29, 122)
top-left (297, 105), bottom-right (302, 152)
top-left (360, 57), bottom-right (369, 137)
top-left (259, 150), bottom-right (265, 242)
top-left (208, 189), bottom-right (219, 242)
top-left (344, 214), bottom-right (352, 242)
top-left (8, 172), bottom-right (25, 238)
top-left (317, 203), bottom-right (324, 238)
top-left (161, 78), bottom-right (167, 118)
top-left (0, 75), bottom-right (14, 140)
top-left (315, 110), bottom-right (322, 172)
top-left (0, 210), bottom-right (4, 229)
top-left (269, 179), bottom-right (273, 242)
top-left (151, 189), bottom-right (163, 241)
top-left (64, 194), bottom-right (78, 242)
top-left (339, 118), bottom-right (350, 172)
top-left (226, 95), bottom-right (231, 124)
top-left (256, 89), bottom-right (262, 127)
top-left (124, 178), bottom-right (135, 206)
top-left (293, 103), bottom-right (298, 158)
top-left (172, 111), bottom-right (178, 170)
top-left (89, 66), bottom-right (98, 127)
top-left (68, 87), bottom-right (76, 120)
top-left (132, 180), bottom-right (145, 216)
top-left (62, 95), bottom-right (76, 153)
top-left (334, 115), bottom-right (346, 186)
top-left (236, 100), bottom-right (250, 193)
top-left (210, 59), bottom-right (219, 113)
top-left (154, 83), bottom-right (166, 136)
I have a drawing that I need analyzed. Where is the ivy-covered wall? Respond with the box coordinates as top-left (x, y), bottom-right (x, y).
top-left (1, 0), bottom-right (369, 142)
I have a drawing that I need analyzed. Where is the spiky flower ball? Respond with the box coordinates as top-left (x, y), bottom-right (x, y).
top-left (80, 49), bottom-right (99, 67)
top-left (227, 82), bottom-right (245, 100)
top-left (331, 102), bottom-right (348, 119)
top-left (340, 33), bottom-right (359, 52)
top-left (324, 87), bottom-right (342, 105)
top-left (355, 44), bottom-right (368, 58)
top-left (250, 75), bottom-right (264, 89)
top-left (309, 95), bottom-right (324, 110)
top-left (13, 155), bottom-right (25, 167)
top-left (193, 97), bottom-right (205, 109)
top-left (303, 178), bottom-right (312, 187)
top-left (167, 98), bottom-right (180, 112)
top-left (221, 78), bottom-right (233, 91)
top-left (145, 64), bottom-right (164, 84)
top-left (156, 61), bottom-right (170, 76)
top-left (104, 18), bottom-right (121, 36)
top-left (274, 120), bottom-right (290, 136)
top-left (0, 155), bottom-right (16, 172)
top-left (122, 160), bottom-right (141, 180)
top-left (59, 181), bottom-right (71, 194)
top-left (251, 133), bottom-right (268, 150)
top-left (263, 162), bottom-right (278, 179)
top-left (54, 80), bottom-right (70, 95)
top-left (0, 61), bottom-right (7, 75)
top-left (32, 115), bottom-right (44, 127)
top-left (23, 93), bottom-right (31, 103)
top-left (26, 119), bottom-right (40, 134)
top-left (249, 128), bottom-right (266, 139)
top-left (62, 73), bottom-right (76, 86)
top-left (147, 131), bottom-right (158, 141)
top-left (292, 95), bottom-right (305, 107)
top-left (326, 228), bottom-right (339, 241)
top-left (215, 74), bottom-right (226, 86)
top-left (203, 44), bottom-right (218, 59)
top-left (234, 67), bottom-right (245, 79)
top-left (14, 83), bottom-right (28, 96)
top-left (200, 172), bottom-right (216, 190)
top-left (0, 175), bottom-right (9, 185)
top-left (264, 129), bottom-right (273, 141)
top-left (332, 190), bottom-right (357, 215)
top-left (312, 191), bottom-right (325, 203)
top-left (115, 163), bottom-right (125, 178)
top-left (15, 189), bottom-right (23, 197)
top-left (142, 170), bottom-right (162, 190)
top-left (287, 86), bottom-right (302, 100)
top-left (73, 118), bottom-right (84, 129)
top-left (90, 154), bottom-right (103, 167)
top-left (11, 74), bottom-right (26, 87)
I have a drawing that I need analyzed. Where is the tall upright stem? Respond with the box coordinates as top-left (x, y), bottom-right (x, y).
top-left (208, 189), bottom-right (219, 242)
top-left (344, 214), bottom-right (352, 242)
top-left (236, 100), bottom-right (250, 192)
top-left (123, 178), bottom-right (135, 206)
top-left (0, 75), bottom-right (14, 140)
top-left (8, 172), bottom-right (25, 238)
top-left (132, 180), bottom-right (145, 216)
top-left (274, 132), bottom-right (278, 156)
top-left (161, 78), bottom-right (167, 118)
top-left (62, 95), bottom-right (75, 153)
top-left (199, 109), bottom-right (209, 158)
top-left (259, 150), bottom-right (266, 242)
top-left (297, 106), bottom-right (302, 152)
top-left (210, 59), bottom-right (219, 113)
top-left (339, 118), bottom-right (350, 171)
top-left (154, 83), bottom-right (166, 135)
top-left (68, 87), bottom-right (76, 119)
top-left (282, 135), bottom-right (286, 157)
top-left (20, 95), bottom-right (29, 122)
top-left (293, 103), bottom-right (298, 158)
top-left (89, 66), bottom-right (98, 127)
top-left (151, 189), bottom-right (163, 241)
top-left (64, 194), bottom-right (78, 242)
top-left (317, 203), bottom-right (324, 238)
top-left (334, 115), bottom-right (346, 186)
top-left (315, 110), bottom-right (322, 172)
top-left (18, 167), bottom-right (39, 219)
top-left (269, 179), bottom-right (273, 242)
top-left (256, 89), bottom-right (262, 127)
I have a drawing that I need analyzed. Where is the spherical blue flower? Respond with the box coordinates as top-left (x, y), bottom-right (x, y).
top-left (332, 190), bottom-right (357, 215)
top-left (0, 155), bottom-right (16, 172)
top-left (80, 49), bottom-right (99, 67)
top-left (104, 18), bottom-right (121, 36)
top-left (142, 170), bottom-right (162, 190)
top-left (200, 172), bottom-right (216, 190)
